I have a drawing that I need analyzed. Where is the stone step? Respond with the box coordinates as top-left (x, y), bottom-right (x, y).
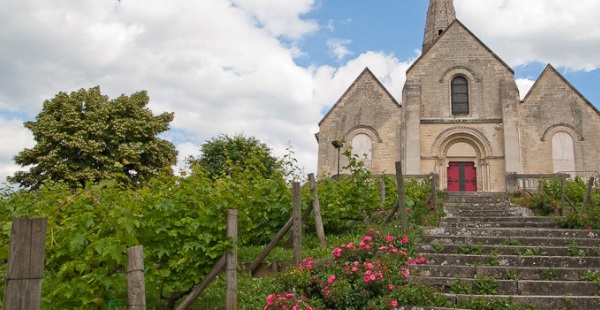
top-left (425, 227), bottom-right (600, 239)
top-left (411, 264), bottom-right (595, 281)
top-left (410, 277), bottom-right (599, 296)
top-left (444, 209), bottom-right (532, 217)
top-left (444, 294), bottom-right (600, 310)
top-left (395, 307), bottom-right (467, 310)
top-left (441, 216), bottom-right (553, 223)
top-left (440, 219), bottom-right (556, 228)
top-left (423, 235), bottom-right (600, 247)
top-left (424, 253), bottom-right (600, 268)
top-left (446, 193), bottom-right (509, 204)
top-left (415, 243), bottom-right (600, 257)
top-left (444, 202), bottom-right (514, 209)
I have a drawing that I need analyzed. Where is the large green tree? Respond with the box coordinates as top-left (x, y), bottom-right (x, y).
top-left (10, 86), bottom-right (177, 189)
top-left (188, 134), bottom-right (281, 180)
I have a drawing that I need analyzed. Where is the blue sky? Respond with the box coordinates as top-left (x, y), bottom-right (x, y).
top-left (1, 0), bottom-right (599, 183)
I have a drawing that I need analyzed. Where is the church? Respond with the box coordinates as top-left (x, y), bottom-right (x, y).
top-left (315, 0), bottom-right (600, 192)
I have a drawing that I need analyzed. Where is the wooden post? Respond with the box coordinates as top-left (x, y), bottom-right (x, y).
top-left (3, 218), bottom-right (47, 310)
top-left (379, 177), bottom-right (386, 207)
top-left (127, 245), bottom-right (146, 310)
top-left (560, 174), bottom-right (566, 216)
top-left (285, 203), bottom-right (313, 248)
top-left (249, 218), bottom-right (293, 275)
top-left (581, 177), bottom-right (595, 213)
top-left (430, 173), bottom-right (439, 214)
top-left (176, 256), bottom-right (226, 310)
top-left (292, 182), bottom-right (302, 265)
top-left (383, 162), bottom-right (406, 230)
top-left (309, 174), bottom-right (326, 247)
top-left (226, 209), bottom-right (238, 310)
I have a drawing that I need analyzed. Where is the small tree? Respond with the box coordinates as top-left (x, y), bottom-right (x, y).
top-left (10, 86), bottom-right (177, 189)
top-left (188, 134), bottom-right (281, 180)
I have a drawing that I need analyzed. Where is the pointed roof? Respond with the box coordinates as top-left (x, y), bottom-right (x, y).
top-left (408, 20), bottom-right (514, 75)
top-left (318, 67), bottom-right (400, 126)
top-left (423, 0), bottom-right (456, 53)
top-left (522, 64), bottom-right (600, 115)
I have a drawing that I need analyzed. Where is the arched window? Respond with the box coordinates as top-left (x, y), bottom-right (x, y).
top-left (351, 134), bottom-right (372, 169)
top-left (451, 76), bottom-right (469, 114)
top-left (552, 132), bottom-right (575, 173)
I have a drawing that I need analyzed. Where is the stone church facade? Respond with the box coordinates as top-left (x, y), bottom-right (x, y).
top-left (316, 0), bottom-right (600, 192)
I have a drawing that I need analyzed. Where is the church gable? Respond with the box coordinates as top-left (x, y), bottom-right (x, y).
top-left (318, 67), bottom-right (400, 127)
top-left (405, 20), bottom-right (516, 120)
top-left (316, 67), bottom-right (402, 176)
top-left (520, 64), bottom-right (600, 173)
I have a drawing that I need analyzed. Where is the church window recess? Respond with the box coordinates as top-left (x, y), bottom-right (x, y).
top-left (451, 76), bottom-right (469, 114)
top-left (552, 132), bottom-right (575, 173)
top-left (351, 134), bottom-right (372, 169)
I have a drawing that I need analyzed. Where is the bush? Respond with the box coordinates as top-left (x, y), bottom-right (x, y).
top-left (262, 228), bottom-right (444, 310)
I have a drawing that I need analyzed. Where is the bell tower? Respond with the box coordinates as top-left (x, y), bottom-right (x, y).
top-left (422, 0), bottom-right (456, 52)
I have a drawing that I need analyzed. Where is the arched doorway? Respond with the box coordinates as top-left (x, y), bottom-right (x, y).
top-left (431, 127), bottom-right (492, 192)
top-left (446, 142), bottom-right (477, 192)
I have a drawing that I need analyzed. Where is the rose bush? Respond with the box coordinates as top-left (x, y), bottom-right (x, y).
top-left (263, 228), bottom-right (434, 309)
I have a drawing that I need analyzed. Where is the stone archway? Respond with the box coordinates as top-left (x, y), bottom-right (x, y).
top-left (430, 127), bottom-right (492, 192)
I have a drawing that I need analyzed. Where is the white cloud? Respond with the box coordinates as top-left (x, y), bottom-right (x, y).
top-left (0, 0), bottom-right (323, 183)
top-left (230, 0), bottom-right (318, 40)
top-left (515, 78), bottom-right (536, 100)
top-left (327, 38), bottom-right (353, 61)
top-left (456, 0), bottom-right (600, 71)
top-left (0, 118), bottom-right (35, 182)
top-left (313, 51), bottom-right (414, 112)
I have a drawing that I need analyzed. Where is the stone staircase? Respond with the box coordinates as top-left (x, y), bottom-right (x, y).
top-left (411, 192), bottom-right (600, 310)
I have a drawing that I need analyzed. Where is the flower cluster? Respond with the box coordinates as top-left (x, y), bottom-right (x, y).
top-left (330, 228), bottom-right (412, 262)
top-left (263, 292), bottom-right (313, 310)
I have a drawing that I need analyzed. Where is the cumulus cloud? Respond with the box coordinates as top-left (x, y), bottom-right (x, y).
top-left (327, 38), bottom-right (353, 61)
top-left (456, 0), bottom-right (600, 71)
top-left (515, 78), bottom-right (536, 100)
top-left (0, 117), bottom-right (35, 182)
top-left (0, 0), bottom-right (323, 183)
top-left (313, 51), bottom-right (415, 112)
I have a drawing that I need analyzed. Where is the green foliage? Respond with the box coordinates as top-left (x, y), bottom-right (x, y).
top-left (459, 243), bottom-right (484, 255)
top-left (565, 240), bottom-right (582, 257)
top-left (511, 177), bottom-right (600, 229)
top-left (510, 189), bottom-right (558, 216)
top-left (9, 86), bottom-right (177, 190)
top-left (317, 151), bottom-right (441, 233)
top-left (449, 277), bottom-right (499, 295)
top-left (581, 270), bottom-right (600, 286)
top-left (188, 134), bottom-right (281, 180)
top-left (537, 268), bottom-right (557, 281)
top-left (0, 163), bottom-right (292, 308)
top-left (457, 297), bottom-right (539, 310)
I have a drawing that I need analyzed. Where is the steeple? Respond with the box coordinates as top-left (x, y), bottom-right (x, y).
top-left (422, 0), bottom-right (456, 53)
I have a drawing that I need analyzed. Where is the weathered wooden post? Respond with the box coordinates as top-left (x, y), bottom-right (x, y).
top-left (379, 177), bottom-right (386, 207)
top-left (3, 218), bottom-right (47, 310)
top-left (560, 174), bottom-right (566, 216)
top-left (383, 162), bottom-right (406, 231)
top-left (430, 173), bottom-right (439, 214)
top-left (176, 256), bottom-right (226, 310)
top-left (226, 209), bottom-right (238, 310)
top-left (309, 173), bottom-right (326, 247)
top-left (292, 182), bottom-right (302, 265)
top-left (581, 177), bottom-right (595, 212)
top-left (127, 245), bottom-right (146, 310)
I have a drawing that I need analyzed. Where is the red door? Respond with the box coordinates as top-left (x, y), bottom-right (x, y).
top-left (447, 162), bottom-right (477, 192)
